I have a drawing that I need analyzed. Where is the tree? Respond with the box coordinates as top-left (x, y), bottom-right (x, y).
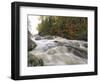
top-left (37, 16), bottom-right (87, 41)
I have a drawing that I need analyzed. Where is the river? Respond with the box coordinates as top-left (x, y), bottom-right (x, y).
top-left (28, 35), bottom-right (88, 66)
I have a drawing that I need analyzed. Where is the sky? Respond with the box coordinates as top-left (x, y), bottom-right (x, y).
top-left (28, 15), bottom-right (40, 35)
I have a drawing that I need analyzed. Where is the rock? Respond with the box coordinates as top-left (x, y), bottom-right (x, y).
top-left (54, 41), bottom-right (64, 46)
top-left (44, 35), bottom-right (54, 39)
top-left (33, 34), bottom-right (43, 40)
top-left (35, 35), bottom-right (42, 40)
top-left (83, 43), bottom-right (88, 48)
top-left (28, 53), bottom-right (44, 66)
top-left (72, 48), bottom-right (87, 59)
top-left (28, 38), bottom-right (37, 51)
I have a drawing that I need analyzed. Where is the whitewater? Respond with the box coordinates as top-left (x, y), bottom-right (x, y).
top-left (28, 35), bottom-right (88, 66)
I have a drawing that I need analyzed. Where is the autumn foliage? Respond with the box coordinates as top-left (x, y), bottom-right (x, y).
top-left (37, 16), bottom-right (87, 41)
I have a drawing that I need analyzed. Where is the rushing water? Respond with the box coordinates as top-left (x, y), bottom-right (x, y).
top-left (28, 35), bottom-right (88, 66)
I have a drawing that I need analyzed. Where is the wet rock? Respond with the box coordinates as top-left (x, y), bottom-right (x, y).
top-left (34, 35), bottom-right (42, 40)
top-left (72, 46), bottom-right (87, 59)
top-left (83, 43), bottom-right (88, 48)
top-left (44, 35), bottom-right (54, 39)
top-left (28, 53), bottom-right (44, 66)
top-left (28, 38), bottom-right (37, 51)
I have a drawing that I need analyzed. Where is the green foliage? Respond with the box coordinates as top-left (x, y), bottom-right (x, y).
top-left (37, 16), bottom-right (87, 41)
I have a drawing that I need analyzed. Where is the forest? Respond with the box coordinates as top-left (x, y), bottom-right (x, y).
top-left (37, 16), bottom-right (87, 41)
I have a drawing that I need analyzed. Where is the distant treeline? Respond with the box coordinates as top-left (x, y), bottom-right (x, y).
top-left (37, 16), bottom-right (88, 41)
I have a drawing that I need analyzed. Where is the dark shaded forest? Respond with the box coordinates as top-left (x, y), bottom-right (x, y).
top-left (37, 16), bottom-right (88, 41)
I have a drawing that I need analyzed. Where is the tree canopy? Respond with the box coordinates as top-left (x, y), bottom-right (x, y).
top-left (37, 16), bottom-right (87, 41)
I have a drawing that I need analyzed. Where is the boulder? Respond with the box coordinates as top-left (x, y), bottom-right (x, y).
top-left (28, 53), bottom-right (44, 66)
top-left (28, 37), bottom-right (37, 51)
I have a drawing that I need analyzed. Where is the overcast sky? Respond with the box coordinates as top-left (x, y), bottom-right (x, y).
top-left (28, 15), bottom-right (40, 35)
